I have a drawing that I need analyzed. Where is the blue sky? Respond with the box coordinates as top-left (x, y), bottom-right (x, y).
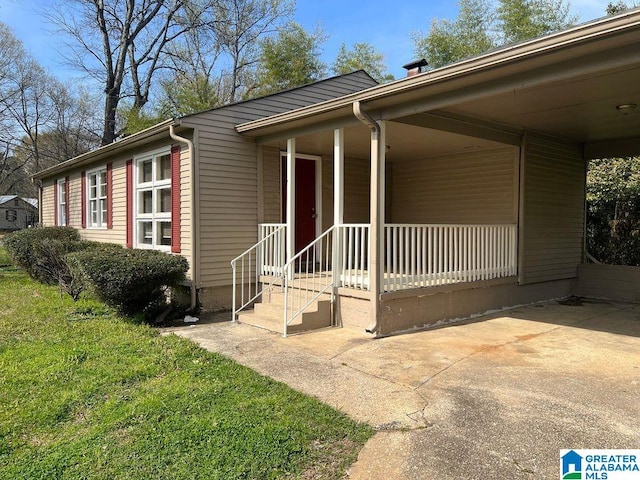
top-left (0, 0), bottom-right (615, 82)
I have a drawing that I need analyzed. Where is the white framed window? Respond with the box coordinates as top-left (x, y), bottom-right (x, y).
top-left (87, 167), bottom-right (108, 228)
top-left (134, 148), bottom-right (172, 250)
top-left (57, 178), bottom-right (67, 226)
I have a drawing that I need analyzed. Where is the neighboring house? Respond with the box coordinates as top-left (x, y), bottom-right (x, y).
top-left (34, 10), bottom-right (640, 337)
top-left (0, 195), bottom-right (38, 231)
top-left (32, 71), bottom-right (378, 311)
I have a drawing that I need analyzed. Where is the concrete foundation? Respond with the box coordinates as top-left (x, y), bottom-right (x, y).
top-left (575, 263), bottom-right (640, 303)
top-left (334, 290), bottom-right (371, 329)
top-left (378, 277), bottom-right (575, 336)
top-left (198, 285), bottom-right (234, 311)
top-left (196, 277), bottom-right (586, 337)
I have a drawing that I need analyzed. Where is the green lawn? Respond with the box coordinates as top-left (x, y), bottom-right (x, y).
top-left (0, 248), bottom-right (372, 479)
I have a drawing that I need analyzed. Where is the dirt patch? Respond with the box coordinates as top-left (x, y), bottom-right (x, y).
top-left (299, 437), bottom-right (364, 480)
top-left (558, 296), bottom-right (583, 306)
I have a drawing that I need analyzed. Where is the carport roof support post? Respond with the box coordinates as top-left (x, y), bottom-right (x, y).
top-left (353, 101), bottom-right (386, 333)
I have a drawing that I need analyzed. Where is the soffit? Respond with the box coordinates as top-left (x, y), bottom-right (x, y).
top-left (271, 122), bottom-right (507, 162)
top-left (444, 60), bottom-right (640, 144)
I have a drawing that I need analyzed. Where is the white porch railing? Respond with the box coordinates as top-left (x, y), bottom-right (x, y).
top-left (232, 222), bottom-right (517, 332)
top-left (259, 223), bottom-right (286, 275)
top-left (231, 224), bottom-right (286, 319)
top-left (337, 224), bottom-right (370, 290)
top-left (283, 226), bottom-right (335, 336)
top-left (384, 224), bottom-right (517, 292)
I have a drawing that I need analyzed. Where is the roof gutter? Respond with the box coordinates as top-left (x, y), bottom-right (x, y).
top-left (353, 101), bottom-right (382, 335)
top-left (33, 119), bottom-right (175, 180)
top-left (169, 125), bottom-right (199, 312)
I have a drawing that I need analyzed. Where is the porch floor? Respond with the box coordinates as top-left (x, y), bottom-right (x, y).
top-left (261, 269), bottom-right (515, 294)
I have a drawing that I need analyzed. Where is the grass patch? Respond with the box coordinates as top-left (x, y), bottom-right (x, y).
top-left (0, 247), bottom-right (372, 479)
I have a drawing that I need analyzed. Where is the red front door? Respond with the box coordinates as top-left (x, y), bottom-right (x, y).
top-left (282, 157), bottom-right (317, 253)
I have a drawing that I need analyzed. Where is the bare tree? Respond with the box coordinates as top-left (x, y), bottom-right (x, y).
top-left (213, 0), bottom-right (293, 102)
top-left (154, 0), bottom-right (293, 118)
top-left (0, 22), bottom-right (100, 196)
top-left (50, 0), bottom-right (207, 145)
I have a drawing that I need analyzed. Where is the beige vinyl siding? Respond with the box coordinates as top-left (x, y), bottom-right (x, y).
top-left (321, 155), bottom-right (370, 227)
top-left (390, 147), bottom-right (518, 224)
top-left (41, 178), bottom-right (55, 225)
top-left (521, 134), bottom-right (585, 284)
top-left (38, 139), bottom-right (194, 279)
top-left (262, 147), bottom-right (281, 222)
top-left (185, 72), bottom-right (378, 288)
top-left (344, 156), bottom-right (370, 223)
top-left (186, 112), bottom-right (258, 287)
top-left (178, 144), bottom-right (192, 276)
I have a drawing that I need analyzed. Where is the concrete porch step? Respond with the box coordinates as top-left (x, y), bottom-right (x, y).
top-left (238, 294), bottom-right (332, 335)
top-left (262, 290), bottom-right (332, 307)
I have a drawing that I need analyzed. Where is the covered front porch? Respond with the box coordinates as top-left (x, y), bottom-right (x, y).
top-left (232, 114), bottom-right (522, 336)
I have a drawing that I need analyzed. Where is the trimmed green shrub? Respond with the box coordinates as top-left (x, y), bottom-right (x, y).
top-left (3, 227), bottom-right (81, 283)
top-left (32, 239), bottom-right (90, 299)
top-left (67, 248), bottom-right (189, 317)
top-left (33, 240), bottom-right (123, 300)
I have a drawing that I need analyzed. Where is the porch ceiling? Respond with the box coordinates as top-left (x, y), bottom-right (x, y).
top-left (443, 62), bottom-right (640, 149)
top-left (269, 122), bottom-right (508, 162)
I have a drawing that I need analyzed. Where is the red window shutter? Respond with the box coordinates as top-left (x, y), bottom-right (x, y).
top-left (171, 145), bottom-right (181, 253)
top-left (81, 171), bottom-right (86, 228)
top-left (64, 176), bottom-right (70, 226)
top-left (54, 180), bottom-right (58, 226)
top-left (106, 162), bottom-right (113, 229)
top-left (126, 159), bottom-right (133, 248)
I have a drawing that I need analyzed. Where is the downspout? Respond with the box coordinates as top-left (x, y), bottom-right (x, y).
top-left (169, 124), bottom-right (198, 311)
top-left (36, 179), bottom-right (43, 226)
top-left (353, 101), bottom-right (382, 334)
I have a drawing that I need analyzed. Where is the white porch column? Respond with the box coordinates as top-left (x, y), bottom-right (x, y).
top-left (333, 128), bottom-right (344, 287)
top-left (334, 128), bottom-right (345, 225)
top-left (286, 138), bottom-right (296, 267)
top-left (369, 121), bottom-right (386, 325)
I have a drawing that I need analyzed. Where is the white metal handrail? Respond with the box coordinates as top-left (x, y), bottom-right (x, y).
top-left (283, 225), bottom-right (335, 337)
top-left (384, 224), bottom-right (517, 292)
top-left (231, 225), bottom-right (286, 320)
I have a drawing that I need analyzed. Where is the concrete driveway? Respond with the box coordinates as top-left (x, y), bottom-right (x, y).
top-left (164, 299), bottom-right (640, 479)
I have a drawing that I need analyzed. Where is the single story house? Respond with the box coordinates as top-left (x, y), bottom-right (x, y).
top-left (35, 9), bottom-right (640, 337)
top-left (0, 195), bottom-right (38, 231)
top-left (32, 71), bottom-right (378, 311)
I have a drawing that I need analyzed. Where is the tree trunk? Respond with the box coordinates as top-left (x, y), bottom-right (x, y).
top-left (102, 92), bottom-right (119, 146)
